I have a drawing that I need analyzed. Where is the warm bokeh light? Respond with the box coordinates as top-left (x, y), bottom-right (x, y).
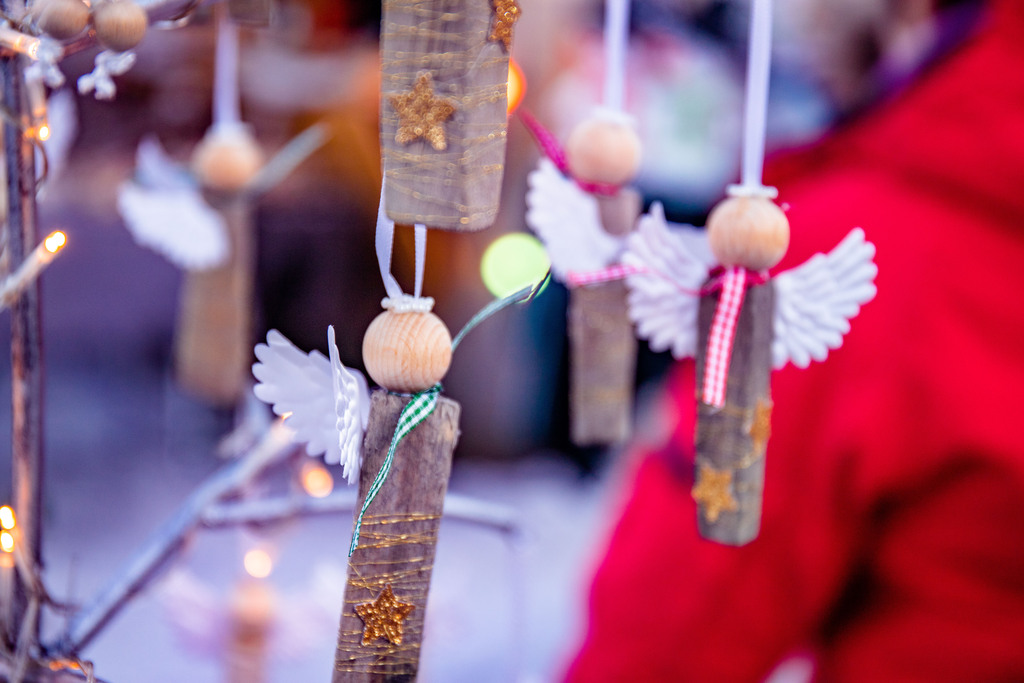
top-left (37, 124), bottom-right (50, 141)
top-left (481, 232), bottom-right (550, 298)
top-left (0, 531), bottom-right (13, 554)
top-left (507, 58), bottom-right (526, 114)
top-left (243, 548), bottom-right (273, 579)
top-left (0, 506), bottom-right (14, 531)
top-left (44, 231), bottom-right (66, 253)
top-left (300, 460), bottom-right (334, 499)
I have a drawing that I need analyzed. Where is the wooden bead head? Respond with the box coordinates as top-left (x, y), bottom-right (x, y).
top-left (565, 114), bottom-right (642, 187)
top-left (92, 0), bottom-right (148, 52)
top-left (362, 310), bottom-right (452, 393)
top-left (36, 0), bottom-right (90, 40)
top-left (191, 126), bottom-right (264, 193)
top-left (706, 196), bottom-right (789, 270)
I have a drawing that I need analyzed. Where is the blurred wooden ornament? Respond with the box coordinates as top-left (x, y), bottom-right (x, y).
top-left (175, 200), bottom-right (254, 406)
top-left (191, 126), bottom-right (264, 194)
top-left (226, 579), bottom-right (274, 683)
top-left (568, 189), bottom-right (641, 446)
top-left (362, 310), bottom-right (452, 394)
top-left (565, 114), bottom-right (642, 187)
top-left (35, 0), bottom-right (89, 41)
top-left (706, 195), bottom-right (790, 271)
top-left (92, 0), bottom-right (148, 53)
top-left (227, 0), bottom-right (272, 27)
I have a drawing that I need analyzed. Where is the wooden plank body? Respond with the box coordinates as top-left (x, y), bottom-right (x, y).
top-left (226, 580), bottom-right (272, 683)
top-left (568, 281), bottom-right (636, 446)
top-left (694, 282), bottom-right (774, 545)
top-left (174, 200), bottom-right (253, 406)
top-left (333, 390), bottom-right (461, 682)
top-left (568, 189), bottom-right (640, 446)
top-left (380, 0), bottom-right (510, 231)
top-left (227, 0), bottom-right (272, 25)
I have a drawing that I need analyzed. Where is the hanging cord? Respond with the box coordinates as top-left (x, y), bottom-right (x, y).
top-left (374, 179), bottom-right (430, 311)
top-left (602, 0), bottom-right (630, 112)
top-left (732, 0), bottom-right (778, 198)
top-left (212, 5), bottom-right (240, 130)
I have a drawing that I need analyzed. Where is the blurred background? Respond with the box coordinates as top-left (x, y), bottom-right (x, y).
top-left (0, 0), bottom-right (985, 680)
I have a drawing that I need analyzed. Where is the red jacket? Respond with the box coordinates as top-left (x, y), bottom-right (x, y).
top-left (567, 2), bottom-right (1024, 681)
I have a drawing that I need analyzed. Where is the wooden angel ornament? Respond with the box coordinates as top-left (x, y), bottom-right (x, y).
top-left (266, 2), bottom-right (520, 676)
top-left (252, 261), bottom-right (541, 677)
top-left (524, 0), bottom-right (642, 446)
top-left (618, 0), bottom-right (877, 545)
top-left (624, 195), bottom-right (877, 544)
top-left (117, 9), bottom-right (328, 406)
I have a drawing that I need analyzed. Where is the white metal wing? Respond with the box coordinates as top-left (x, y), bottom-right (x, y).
top-left (525, 157), bottom-right (625, 282)
top-left (772, 227), bottom-right (877, 369)
top-left (117, 135), bottom-right (229, 271)
top-left (252, 329), bottom-right (368, 481)
top-left (622, 202), bottom-right (712, 359)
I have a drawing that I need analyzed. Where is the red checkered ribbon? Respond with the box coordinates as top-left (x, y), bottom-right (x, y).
top-left (702, 267), bottom-right (748, 407)
top-left (567, 263), bottom-right (644, 287)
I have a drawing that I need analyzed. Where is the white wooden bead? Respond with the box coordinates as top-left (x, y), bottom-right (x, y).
top-left (565, 116), bottom-right (642, 186)
top-left (92, 0), bottom-right (148, 52)
top-left (36, 0), bottom-right (90, 40)
top-left (362, 311), bottom-right (452, 393)
top-left (706, 196), bottom-right (789, 270)
top-left (191, 126), bottom-right (264, 193)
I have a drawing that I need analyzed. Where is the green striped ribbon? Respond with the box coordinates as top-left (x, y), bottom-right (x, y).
top-left (349, 273), bottom-right (549, 555)
top-left (349, 382), bottom-right (441, 556)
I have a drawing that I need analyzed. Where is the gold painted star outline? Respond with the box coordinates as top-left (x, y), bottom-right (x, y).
top-left (388, 72), bottom-right (457, 152)
top-left (355, 584), bottom-right (415, 646)
top-left (692, 463), bottom-right (738, 523)
top-left (489, 0), bottom-right (521, 52)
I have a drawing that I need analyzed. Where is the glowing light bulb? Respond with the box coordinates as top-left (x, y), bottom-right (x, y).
top-left (0, 532), bottom-right (13, 554)
top-left (37, 125), bottom-right (50, 141)
top-left (243, 548), bottom-right (273, 579)
top-left (481, 232), bottom-right (550, 299)
top-left (300, 461), bottom-right (334, 499)
top-left (0, 507), bottom-right (14, 531)
top-left (44, 231), bottom-right (66, 253)
top-left (507, 58), bottom-right (526, 114)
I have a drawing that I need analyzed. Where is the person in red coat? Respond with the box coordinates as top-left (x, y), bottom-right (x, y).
top-left (566, 1), bottom-right (1024, 680)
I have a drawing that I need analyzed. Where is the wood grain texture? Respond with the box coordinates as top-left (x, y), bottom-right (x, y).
top-left (380, 0), bottom-right (510, 231)
top-left (362, 311), bottom-right (452, 393)
top-left (333, 390), bottom-right (461, 682)
top-left (174, 199), bottom-right (253, 406)
top-left (568, 188), bottom-right (641, 446)
top-left (694, 282), bottom-right (774, 545)
top-left (226, 581), bottom-right (272, 683)
top-left (92, 1), bottom-right (148, 53)
top-left (227, 0), bottom-right (271, 25)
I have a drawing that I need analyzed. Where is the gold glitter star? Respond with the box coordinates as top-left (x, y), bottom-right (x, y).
top-left (388, 72), bottom-right (457, 152)
top-left (355, 584), bottom-right (415, 646)
top-left (489, 0), bottom-right (521, 52)
top-left (747, 398), bottom-right (773, 454)
top-left (692, 463), bottom-right (738, 523)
